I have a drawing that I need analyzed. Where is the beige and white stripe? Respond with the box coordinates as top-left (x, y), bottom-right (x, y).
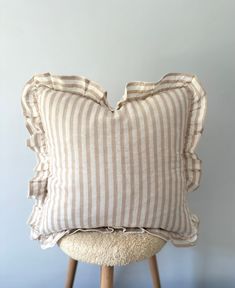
top-left (21, 72), bottom-right (207, 249)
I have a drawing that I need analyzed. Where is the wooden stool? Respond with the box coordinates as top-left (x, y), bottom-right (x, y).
top-left (58, 231), bottom-right (166, 288)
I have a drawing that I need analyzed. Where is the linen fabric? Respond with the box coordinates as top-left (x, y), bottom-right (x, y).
top-left (21, 72), bottom-right (207, 249)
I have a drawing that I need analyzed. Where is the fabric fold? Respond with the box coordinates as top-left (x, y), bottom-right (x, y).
top-left (21, 77), bottom-right (50, 242)
top-left (183, 75), bottom-right (207, 192)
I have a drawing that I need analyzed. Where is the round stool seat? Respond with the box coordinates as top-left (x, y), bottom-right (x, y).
top-left (58, 231), bottom-right (166, 266)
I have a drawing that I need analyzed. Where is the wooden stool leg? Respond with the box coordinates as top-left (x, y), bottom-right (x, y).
top-left (100, 265), bottom-right (114, 288)
top-left (100, 266), bottom-right (102, 286)
top-left (148, 254), bottom-right (161, 288)
top-left (65, 257), bottom-right (78, 288)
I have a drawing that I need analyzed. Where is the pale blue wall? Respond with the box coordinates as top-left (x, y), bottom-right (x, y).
top-left (1, 0), bottom-right (235, 287)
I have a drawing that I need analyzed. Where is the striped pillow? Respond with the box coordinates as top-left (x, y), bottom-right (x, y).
top-left (21, 72), bottom-right (207, 249)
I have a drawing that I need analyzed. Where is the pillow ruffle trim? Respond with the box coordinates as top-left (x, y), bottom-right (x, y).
top-left (173, 74), bottom-right (207, 192)
top-left (21, 76), bottom-right (50, 239)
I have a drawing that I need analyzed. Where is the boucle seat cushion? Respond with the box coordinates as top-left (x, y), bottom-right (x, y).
top-left (58, 231), bottom-right (166, 266)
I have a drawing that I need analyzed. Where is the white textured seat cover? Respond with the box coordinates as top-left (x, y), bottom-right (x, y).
top-left (58, 231), bottom-right (166, 266)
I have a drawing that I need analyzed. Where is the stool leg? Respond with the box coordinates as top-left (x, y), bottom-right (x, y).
top-left (65, 257), bottom-right (78, 288)
top-left (100, 265), bottom-right (114, 288)
top-left (100, 266), bottom-right (102, 286)
top-left (148, 254), bottom-right (161, 288)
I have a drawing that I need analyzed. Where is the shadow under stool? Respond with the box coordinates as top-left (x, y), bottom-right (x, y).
top-left (58, 230), bottom-right (166, 288)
